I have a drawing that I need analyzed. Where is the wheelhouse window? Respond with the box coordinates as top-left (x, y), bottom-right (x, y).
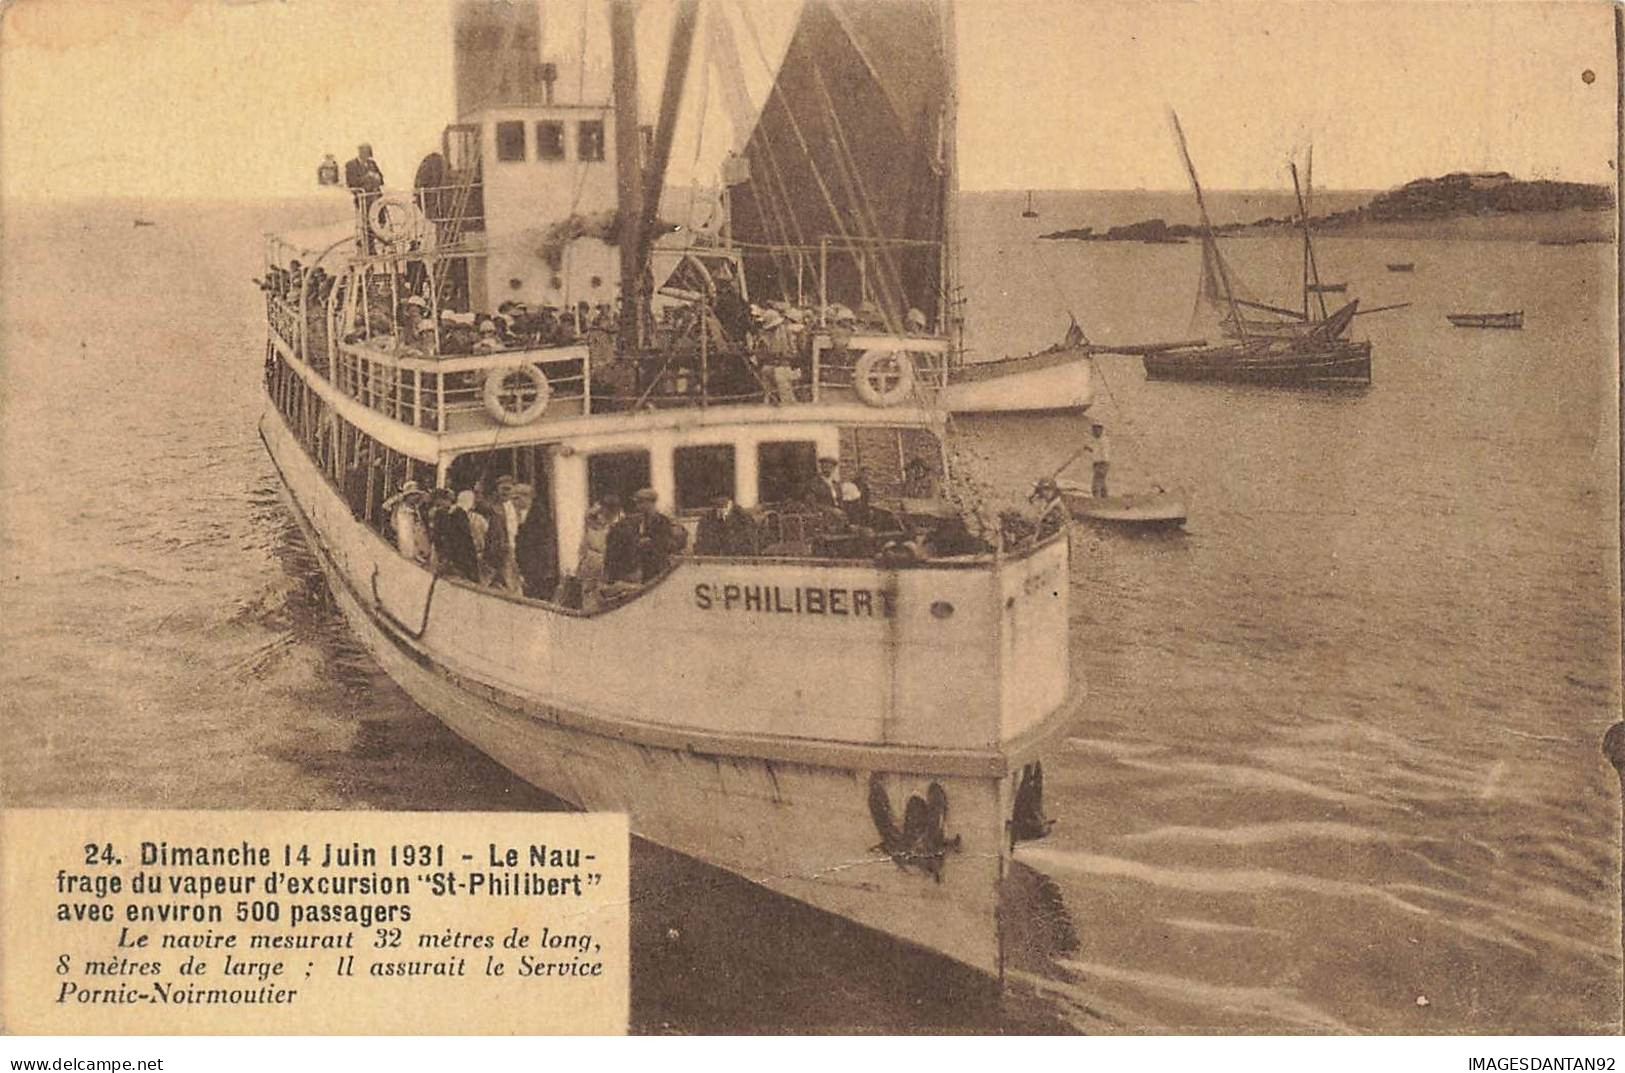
top-left (577, 120), bottom-right (606, 162)
top-left (495, 120), bottom-right (526, 162)
top-left (587, 449), bottom-right (650, 507)
top-left (757, 441), bottom-right (817, 506)
top-left (535, 121), bottom-right (565, 161)
top-left (674, 445), bottom-right (735, 513)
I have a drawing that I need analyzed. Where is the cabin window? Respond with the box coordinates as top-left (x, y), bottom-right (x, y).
top-left (587, 449), bottom-right (650, 507)
top-left (757, 441), bottom-right (817, 505)
top-left (495, 121), bottom-right (526, 162)
top-left (577, 120), bottom-right (606, 162)
top-left (674, 445), bottom-right (735, 513)
top-left (535, 121), bottom-right (565, 161)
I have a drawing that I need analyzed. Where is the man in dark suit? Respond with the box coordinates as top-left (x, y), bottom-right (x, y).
top-left (431, 489), bottom-right (480, 582)
top-left (479, 475), bottom-right (515, 589)
top-left (344, 143), bottom-right (385, 201)
top-left (512, 484), bottom-right (558, 599)
top-left (603, 500), bottom-right (642, 584)
top-left (345, 144), bottom-right (385, 253)
top-left (634, 488), bottom-right (687, 579)
top-left (606, 488), bottom-right (688, 583)
top-left (694, 494), bottom-right (755, 557)
top-left (805, 456), bottom-right (842, 508)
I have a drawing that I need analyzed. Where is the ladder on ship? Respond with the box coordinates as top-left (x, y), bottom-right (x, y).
top-left (431, 164), bottom-right (481, 311)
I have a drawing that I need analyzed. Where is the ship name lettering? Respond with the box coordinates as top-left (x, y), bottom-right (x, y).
top-left (693, 582), bottom-right (894, 618)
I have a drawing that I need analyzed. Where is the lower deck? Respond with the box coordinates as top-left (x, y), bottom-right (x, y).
top-left (260, 369), bottom-right (1076, 756)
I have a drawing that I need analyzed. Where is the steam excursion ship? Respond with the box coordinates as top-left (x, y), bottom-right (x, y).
top-left (258, 0), bottom-right (1082, 975)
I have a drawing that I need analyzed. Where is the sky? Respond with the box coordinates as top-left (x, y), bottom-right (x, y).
top-left (0, 0), bottom-right (1616, 200)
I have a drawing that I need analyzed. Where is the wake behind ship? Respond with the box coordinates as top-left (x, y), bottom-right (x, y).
top-left (255, 0), bottom-right (1081, 976)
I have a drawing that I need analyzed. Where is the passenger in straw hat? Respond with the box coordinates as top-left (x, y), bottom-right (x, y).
top-left (473, 319), bottom-right (505, 353)
top-left (383, 481), bottom-right (430, 565)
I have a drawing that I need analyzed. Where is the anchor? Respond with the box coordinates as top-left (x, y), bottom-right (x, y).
top-left (1009, 761), bottom-right (1055, 849)
top-left (867, 774), bottom-right (962, 883)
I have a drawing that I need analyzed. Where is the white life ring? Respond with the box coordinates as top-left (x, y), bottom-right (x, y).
top-left (368, 196), bottom-right (429, 249)
top-left (483, 365), bottom-right (551, 426)
top-left (852, 350), bottom-right (916, 408)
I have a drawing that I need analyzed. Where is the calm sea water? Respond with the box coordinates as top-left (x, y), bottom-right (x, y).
top-left (1, 191), bottom-right (1618, 1033)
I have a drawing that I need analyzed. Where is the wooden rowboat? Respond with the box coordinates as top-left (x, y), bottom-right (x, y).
top-left (1059, 484), bottom-right (1189, 529)
top-left (1446, 311), bottom-right (1523, 329)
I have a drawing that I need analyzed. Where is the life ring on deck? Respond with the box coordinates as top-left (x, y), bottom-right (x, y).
top-left (852, 350), bottom-right (916, 408)
top-left (483, 365), bottom-right (551, 426)
top-left (368, 196), bottom-right (429, 248)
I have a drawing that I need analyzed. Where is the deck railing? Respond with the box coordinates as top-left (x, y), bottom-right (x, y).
top-left (263, 228), bottom-right (956, 433)
top-left (328, 338), bottom-right (590, 432)
top-left (274, 319), bottom-right (955, 433)
top-left (349, 182), bottom-right (486, 253)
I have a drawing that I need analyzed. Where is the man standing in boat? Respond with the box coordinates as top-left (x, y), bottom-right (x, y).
top-left (1085, 420), bottom-right (1111, 498)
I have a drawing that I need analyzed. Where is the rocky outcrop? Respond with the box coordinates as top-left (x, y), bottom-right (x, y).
top-left (1041, 173), bottom-right (1614, 241)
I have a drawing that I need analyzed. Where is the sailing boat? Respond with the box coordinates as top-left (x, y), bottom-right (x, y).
top-left (1142, 116), bottom-right (1373, 386)
top-left (256, 0), bottom-right (1080, 979)
top-left (1022, 190), bottom-right (1039, 218)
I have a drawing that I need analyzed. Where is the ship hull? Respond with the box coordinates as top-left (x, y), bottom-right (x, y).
top-left (260, 406), bottom-right (1067, 976)
top-left (941, 347), bottom-right (1093, 414)
top-left (1142, 340), bottom-right (1371, 386)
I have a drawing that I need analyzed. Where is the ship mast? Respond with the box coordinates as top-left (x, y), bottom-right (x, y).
top-left (639, 1), bottom-right (700, 292)
top-left (940, 0), bottom-right (962, 359)
top-left (610, 0), bottom-right (645, 347)
top-left (1171, 110), bottom-right (1246, 341)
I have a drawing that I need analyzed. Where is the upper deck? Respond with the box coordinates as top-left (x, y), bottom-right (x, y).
top-left (261, 213), bottom-right (957, 463)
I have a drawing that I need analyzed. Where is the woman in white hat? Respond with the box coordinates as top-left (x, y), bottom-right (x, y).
top-left (473, 319), bottom-right (505, 353)
top-left (383, 481), bottom-right (430, 565)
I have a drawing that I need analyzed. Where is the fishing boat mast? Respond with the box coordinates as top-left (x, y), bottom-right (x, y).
top-left (1171, 110), bottom-right (1248, 342)
top-left (1291, 150), bottom-right (1329, 322)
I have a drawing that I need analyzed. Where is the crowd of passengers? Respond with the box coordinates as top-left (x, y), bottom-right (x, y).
top-left (258, 261), bottom-right (341, 360)
top-left (353, 296), bottom-right (615, 356)
top-left (273, 254), bottom-right (931, 387)
top-left (263, 252), bottom-right (943, 418)
top-left (366, 455), bottom-right (983, 612)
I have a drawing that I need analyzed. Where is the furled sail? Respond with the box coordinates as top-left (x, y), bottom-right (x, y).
top-left (727, 0), bottom-right (948, 329)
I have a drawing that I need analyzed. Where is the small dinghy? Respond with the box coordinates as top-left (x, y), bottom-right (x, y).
top-left (1059, 483), bottom-right (1189, 530)
top-left (1447, 311), bottom-right (1523, 329)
